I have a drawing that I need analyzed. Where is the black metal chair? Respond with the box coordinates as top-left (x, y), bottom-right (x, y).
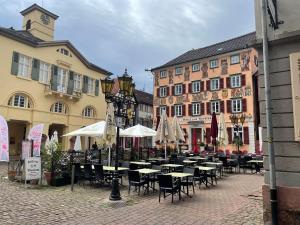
top-left (193, 168), bottom-right (207, 188)
top-left (219, 157), bottom-right (233, 173)
top-left (181, 168), bottom-right (195, 194)
top-left (83, 164), bottom-right (95, 185)
top-left (74, 163), bottom-right (84, 185)
top-left (94, 164), bottom-right (112, 185)
top-left (129, 163), bottom-right (139, 170)
top-left (157, 175), bottom-right (181, 203)
top-left (128, 170), bottom-right (148, 195)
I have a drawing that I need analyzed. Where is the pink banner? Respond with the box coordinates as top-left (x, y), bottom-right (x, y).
top-left (0, 115), bottom-right (9, 161)
top-left (28, 124), bottom-right (44, 157)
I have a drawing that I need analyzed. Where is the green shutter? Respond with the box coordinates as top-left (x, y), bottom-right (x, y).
top-left (31, 58), bottom-right (40, 81)
top-left (67, 71), bottom-right (74, 95)
top-left (95, 79), bottom-right (99, 96)
top-left (51, 65), bottom-right (58, 91)
top-left (11, 51), bottom-right (19, 75)
top-left (82, 75), bottom-right (88, 93)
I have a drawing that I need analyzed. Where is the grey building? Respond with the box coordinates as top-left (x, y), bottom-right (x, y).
top-left (254, 0), bottom-right (300, 224)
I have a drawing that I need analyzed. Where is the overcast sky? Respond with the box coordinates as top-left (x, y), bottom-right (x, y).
top-left (0, 0), bottom-right (255, 93)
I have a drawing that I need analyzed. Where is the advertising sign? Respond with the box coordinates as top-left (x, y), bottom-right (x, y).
top-left (0, 115), bottom-right (9, 161)
top-left (25, 157), bottom-right (41, 180)
top-left (22, 141), bottom-right (32, 160)
top-left (27, 124), bottom-right (44, 157)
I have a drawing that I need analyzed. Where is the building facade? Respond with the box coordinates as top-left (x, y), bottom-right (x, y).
top-left (152, 33), bottom-right (258, 153)
top-left (254, 0), bottom-right (300, 223)
top-left (0, 4), bottom-right (111, 156)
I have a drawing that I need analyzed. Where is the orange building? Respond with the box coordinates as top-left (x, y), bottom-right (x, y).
top-left (151, 32), bottom-right (258, 153)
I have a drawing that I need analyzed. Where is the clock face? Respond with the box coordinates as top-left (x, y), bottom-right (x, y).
top-left (40, 14), bottom-right (50, 25)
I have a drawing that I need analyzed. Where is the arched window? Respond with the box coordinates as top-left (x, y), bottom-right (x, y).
top-left (82, 106), bottom-right (96, 118)
top-left (8, 94), bottom-right (32, 108)
top-left (26, 20), bottom-right (31, 30)
top-left (50, 102), bottom-right (67, 114)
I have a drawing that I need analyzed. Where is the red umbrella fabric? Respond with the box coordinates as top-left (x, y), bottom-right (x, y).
top-left (192, 129), bottom-right (199, 154)
top-left (210, 112), bottom-right (218, 146)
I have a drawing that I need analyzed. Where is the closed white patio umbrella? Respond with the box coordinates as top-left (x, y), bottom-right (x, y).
top-left (217, 113), bottom-right (229, 148)
top-left (172, 116), bottom-right (185, 153)
top-left (74, 136), bottom-right (82, 151)
top-left (121, 124), bottom-right (156, 138)
top-left (63, 121), bottom-right (106, 137)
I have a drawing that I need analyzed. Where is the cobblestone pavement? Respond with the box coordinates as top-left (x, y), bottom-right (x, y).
top-left (0, 163), bottom-right (264, 225)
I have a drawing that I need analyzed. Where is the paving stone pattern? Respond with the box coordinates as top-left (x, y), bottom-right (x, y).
top-left (0, 163), bottom-right (264, 225)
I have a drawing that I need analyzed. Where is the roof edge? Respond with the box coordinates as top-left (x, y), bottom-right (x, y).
top-left (20, 4), bottom-right (59, 20)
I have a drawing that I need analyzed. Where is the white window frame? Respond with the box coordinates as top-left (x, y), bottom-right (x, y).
top-left (211, 101), bottom-right (220, 114)
top-left (57, 67), bottom-right (68, 93)
top-left (159, 87), bottom-right (167, 97)
top-left (211, 78), bottom-right (220, 91)
top-left (174, 104), bottom-right (183, 116)
top-left (192, 63), bottom-right (200, 72)
top-left (174, 84), bottom-right (183, 96)
top-left (231, 74), bottom-right (241, 88)
top-left (39, 61), bottom-right (50, 84)
top-left (159, 106), bottom-right (166, 116)
top-left (83, 106), bottom-right (95, 118)
top-left (87, 77), bottom-right (95, 94)
top-left (210, 59), bottom-right (218, 68)
top-left (175, 67), bottom-right (183, 75)
top-left (192, 81), bottom-right (201, 93)
top-left (231, 98), bottom-right (242, 113)
top-left (160, 70), bottom-right (167, 78)
top-left (8, 94), bottom-right (32, 108)
top-left (192, 102), bottom-right (200, 116)
top-left (51, 102), bottom-right (66, 114)
top-left (18, 54), bottom-right (31, 78)
top-left (230, 55), bottom-right (240, 64)
top-left (233, 125), bottom-right (243, 142)
top-left (74, 73), bottom-right (81, 91)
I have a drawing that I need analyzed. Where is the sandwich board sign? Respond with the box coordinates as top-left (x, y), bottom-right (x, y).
top-left (25, 157), bottom-right (41, 181)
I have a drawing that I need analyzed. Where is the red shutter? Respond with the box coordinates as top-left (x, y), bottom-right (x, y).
top-left (172, 86), bottom-right (175, 95)
top-left (201, 81), bottom-right (204, 92)
top-left (226, 77), bottom-right (231, 88)
top-left (241, 74), bottom-right (246, 86)
top-left (227, 100), bottom-right (232, 113)
top-left (167, 87), bottom-right (170, 96)
top-left (206, 128), bottom-right (211, 144)
top-left (156, 107), bottom-right (160, 117)
top-left (171, 106), bottom-right (175, 116)
top-left (206, 102), bottom-right (211, 115)
top-left (166, 106), bottom-right (170, 117)
top-left (201, 103), bottom-right (205, 115)
top-left (220, 101), bottom-right (224, 113)
top-left (157, 88), bottom-right (160, 97)
top-left (243, 127), bottom-right (249, 144)
top-left (156, 116), bottom-right (160, 130)
top-left (182, 104), bottom-right (186, 116)
top-left (227, 127), bottom-right (232, 144)
top-left (242, 98), bottom-right (247, 112)
top-left (188, 104), bottom-right (192, 116)
top-left (183, 84), bottom-right (186, 94)
top-left (206, 80), bottom-right (210, 91)
top-left (188, 83), bottom-right (192, 93)
top-left (220, 78), bottom-right (224, 89)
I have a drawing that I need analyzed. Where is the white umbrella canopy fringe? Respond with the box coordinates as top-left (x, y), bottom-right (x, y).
top-left (172, 116), bottom-right (185, 153)
top-left (74, 136), bottom-right (82, 151)
top-left (217, 113), bottom-right (229, 148)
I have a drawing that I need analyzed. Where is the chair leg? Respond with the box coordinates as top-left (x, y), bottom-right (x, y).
top-left (172, 192), bottom-right (174, 203)
top-left (192, 183), bottom-right (195, 193)
top-left (128, 184), bottom-right (131, 194)
top-left (159, 189), bottom-right (161, 202)
top-left (138, 186), bottom-right (141, 195)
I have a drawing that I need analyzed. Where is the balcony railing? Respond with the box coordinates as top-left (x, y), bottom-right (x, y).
top-left (44, 84), bottom-right (82, 101)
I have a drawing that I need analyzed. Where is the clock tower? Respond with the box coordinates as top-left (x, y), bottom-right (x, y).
top-left (20, 4), bottom-right (59, 41)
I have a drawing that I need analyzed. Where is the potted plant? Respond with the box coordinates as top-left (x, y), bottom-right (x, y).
top-left (199, 142), bottom-right (205, 152)
top-left (233, 136), bottom-right (243, 156)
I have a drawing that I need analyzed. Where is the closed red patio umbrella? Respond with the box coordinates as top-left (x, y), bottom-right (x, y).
top-left (210, 112), bottom-right (218, 152)
top-left (192, 129), bottom-right (199, 154)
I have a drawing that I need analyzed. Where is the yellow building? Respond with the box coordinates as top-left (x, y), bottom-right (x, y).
top-left (0, 4), bottom-right (112, 156)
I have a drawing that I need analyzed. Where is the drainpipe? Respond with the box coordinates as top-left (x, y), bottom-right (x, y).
top-left (261, 0), bottom-right (278, 224)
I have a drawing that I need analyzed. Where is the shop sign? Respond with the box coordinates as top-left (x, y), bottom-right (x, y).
top-left (25, 157), bottom-right (41, 180)
top-left (22, 141), bottom-right (31, 160)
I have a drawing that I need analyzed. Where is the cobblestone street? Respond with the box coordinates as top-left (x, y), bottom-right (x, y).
top-left (0, 163), bottom-right (264, 225)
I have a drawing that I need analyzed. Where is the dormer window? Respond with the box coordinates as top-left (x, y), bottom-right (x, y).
top-left (60, 48), bottom-right (69, 56)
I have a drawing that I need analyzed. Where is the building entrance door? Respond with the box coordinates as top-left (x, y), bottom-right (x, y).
top-left (48, 124), bottom-right (65, 144)
top-left (7, 120), bottom-right (28, 157)
top-left (191, 128), bottom-right (202, 153)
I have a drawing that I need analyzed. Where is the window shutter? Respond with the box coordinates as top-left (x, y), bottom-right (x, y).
top-left (188, 83), bottom-right (192, 93)
top-left (226, 77), bottom-right (231, 88)
top-left (67, 71), bottom-right (74, 95)
top-left (31, 58), bottom-right (40, 81)
top-left (201, 103), bottom-right (205, 115)
top-left (166, 106), bottom-right (170, 117)
top-left (157, 88), bottom-right (160, 97)
top-left (243, 127), bottom-right (249, 144)
top-left (166, 87), bottom-right (170, 96)
top-left (95, 79), bottom-right (99, 96)
top-left (156, 107), bottom-right (160, 117)
top-left (206, 80), bottom-right (210, 91)
top-left (241, 74), bottom-right (246, 86)
top-left (201, 81), bottom-right (204, 92)
top-left (82, 76), bottom-right (88, 93)
top-left (188, 104), bottom-right (192, 116)
top-left (220, 78), bottom-right (224, 89)
top-left (226, 100), bottom-right (231, 113)
top-left (206, 128), bottom-right (211, 144)
top-left (242, 98), bottom-right (247, 112)
top-left (220, 101), bottom-right (224, 113)
top-left (11, 51), bottom-right (19, 75)
top-left (171, 106), bottom-right (175, 116)
top-left (182, 104), bottom-right (186, 116)
top-left (156, 116), bottom-right (160, 130)
top-left (182, 84), bottom-right (186, 94)
top-left (172, 86), bottom-right (175, 95)
top-left (206, 102), bottom-right (211, 115)
top-left (51, 65), bottom-right (58, 91)
top-left (227, 127), bottom-right (232, 144)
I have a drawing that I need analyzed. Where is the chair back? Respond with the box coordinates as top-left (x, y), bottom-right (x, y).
top-left (94, 164), bottom-right (104, 179)
top-left (183, 167), bottom-right (194, 174)
top-left (84, 164), bottom-right (93, 177)
top-left (152, 165), bottom-right (162, 172)
top-left (157, 175), bottom-right (173, 189)
top-left (121, 161), bottom-right (130, 168)
top-left (194, 168), bottom-right (201, 177)
top-left (74, 163), bottom-right (82, 177)
top-left (129, 163), bottom-right (139, 170)
top-left (128, 170), bottom-right (140, 182)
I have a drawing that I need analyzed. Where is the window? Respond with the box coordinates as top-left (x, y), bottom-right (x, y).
top-left (231, 74), bottom-right (241, 88)
top-left (211, 101), bottom-right (220, 114)
top-left (192, 103), bottom-right (200, 116)
top-left (39, 61), bottom-right (50, 84)
top-left (210, 59), bottom-right (218, 68)
top-left (231, 55), bottom-right (240, 64)
top-left (175, 105), bottom-right (182, 116)
top-left (18, 54), bottom-right (31, 78)
top-left (159, 87), bottom-right (167, 97)
top-left (231, 99), bottom-right (242, 113)
top-left (192, 81), bottom-right (201, 93)
top-left (74, 73), bottom-right (81, 91)
top-left (82, 106), bottom-right (95, 118)
top-left (159, 106), bottom-right (166, 115)
top-left (233, 125), bottom-right (243, 142)
top-left (57, 67), bottom-right (68, 93)
top-left (174, 84), bottom-right (182, 95)
top-left (8, 94), bottom-right (32, 108)
top-left (160, 70), bottom-right (167, 78)
top-left (192, 63), bottom-right (200, 72)
top-left (87, 77), bottom-right (95, 94)
top-left (211, 78), bottom-right (220, 91)
top-left (60, 48), bottom-right (69, 56)
top-left (175, 67), bottom-right (183, 75)
top-left (51, 102), bottom-right (67, 114)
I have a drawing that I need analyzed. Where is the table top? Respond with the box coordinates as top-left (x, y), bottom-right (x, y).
top-left (187, 156), bottom-right (206, 160)
top-left (247, 160), bottom-right (263, 163)
top-left (103, 166), bottom-right (129, 171)
top-left (205, 162), bottom-right (223, 166)
top-left (148, 158), bottom-right (167, 161)
top-left (136, 168), bottom-right (160, 174)
top-left (130, 161), bottom-right (151, 165)
top-left (196, 166), bottom-right (215, 171)
top-left (183, 160), bottom-right (197, 164)
top-left (161, 164), bottom-right (183, 168)
top-left (166, 172), bottom-right (193, 178)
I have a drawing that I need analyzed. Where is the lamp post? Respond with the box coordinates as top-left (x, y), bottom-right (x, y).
top-left (229, 113), bottom-right (246, 154)
top-left (101, 69), bottom-right (136, 201)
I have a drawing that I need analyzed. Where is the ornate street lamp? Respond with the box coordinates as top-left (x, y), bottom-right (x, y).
top-left (101, 69), bottom-right (136, 201)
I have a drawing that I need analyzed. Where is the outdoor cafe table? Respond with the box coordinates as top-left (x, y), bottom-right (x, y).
top-left (130, 161), bottom-right (151, 168)
top-left (204, 162), bottom-right (223, 177)
top-left (247, 160), bottom-right (264, 174)
top-left (148, 158), bottom-right (167, 164)
top-left (196, 166), bottom-right (216, 187)
top-left (166, 172), bottom-right (193, 197)
top-left (187, 156), bottom-right (206, 160)
top-left (103, 166), bottom-right (129, 172)
top-left (136, 168), bottom-right (160, 193)
top-left (161, 164), bottom-right (183, 172)
top-left (183, 160), bottom-right (197, 166)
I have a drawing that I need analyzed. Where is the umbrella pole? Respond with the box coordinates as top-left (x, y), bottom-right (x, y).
top-left (108, 147), bottom-right (111, 166)
top-left (164, 142), bottom-right (167, 159)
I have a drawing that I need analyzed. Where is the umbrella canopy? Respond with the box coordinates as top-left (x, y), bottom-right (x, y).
top-left (192, 129), bottom-right (199, 154)
top-left (74, 136), bottom-right (82, 151)
top-left (121, 124), bottom-right (156, 137)
top-left (51, 131), bottom-right (59, 143)
top-left (102, 103), bottom-right (117, 147)
top-left (63, 121), bottom-right (106, 137)
top-left (217, 113), bottom-right (229, 147)
top-left (172, 116), bottom-right (185, 142)
top-left (210, 112), bottom-right (218, 146)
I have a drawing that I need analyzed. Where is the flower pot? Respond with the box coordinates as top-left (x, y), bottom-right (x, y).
top-left (44, 171), bottom-right (53, 185)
